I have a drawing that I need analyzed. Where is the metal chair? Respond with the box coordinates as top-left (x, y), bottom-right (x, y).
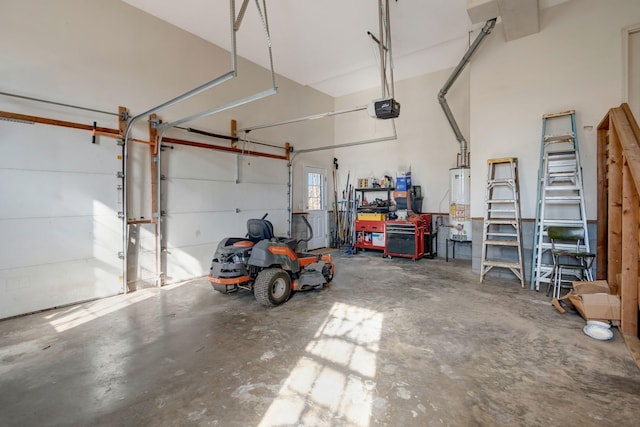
top-left (546, 226), bottom-right (595, 299)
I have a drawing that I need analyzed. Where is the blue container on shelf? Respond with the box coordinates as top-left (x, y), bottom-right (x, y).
top-left (396, 172), bottom-right (411, 191)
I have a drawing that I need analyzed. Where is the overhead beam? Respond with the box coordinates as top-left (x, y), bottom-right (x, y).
top-left (467, 0), bottom-right (499, 24)
top-left (497, 0), bottom-right (539, 41)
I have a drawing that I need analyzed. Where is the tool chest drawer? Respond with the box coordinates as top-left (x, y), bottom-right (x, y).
top-left (355, 220), bottom-right (385, 232)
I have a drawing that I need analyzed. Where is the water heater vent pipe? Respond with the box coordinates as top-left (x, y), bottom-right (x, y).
top-left (438, 18), bottom-right (496, 168)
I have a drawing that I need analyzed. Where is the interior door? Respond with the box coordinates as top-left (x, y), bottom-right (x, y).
top-left (304, 166), bottom-right (328, 250)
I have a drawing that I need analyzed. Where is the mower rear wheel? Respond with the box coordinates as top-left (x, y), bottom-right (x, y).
top-left (254, 268), bottom-right (291, 306)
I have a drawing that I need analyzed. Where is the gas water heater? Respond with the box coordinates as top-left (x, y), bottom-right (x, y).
top-left (449, 167), bottom-right (471, 241)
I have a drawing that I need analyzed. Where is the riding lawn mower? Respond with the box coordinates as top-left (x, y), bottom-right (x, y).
top-left (208, 214), bottom-right (334, 306)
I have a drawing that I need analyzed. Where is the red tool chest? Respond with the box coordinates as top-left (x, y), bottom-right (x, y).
top-left (384, 214), bottom-right (436, 260)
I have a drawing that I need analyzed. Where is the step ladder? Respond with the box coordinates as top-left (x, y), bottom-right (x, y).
top-left (480, 157), bottom-right (525, 286)
top-left (530, 110), bottom-right (589, 291)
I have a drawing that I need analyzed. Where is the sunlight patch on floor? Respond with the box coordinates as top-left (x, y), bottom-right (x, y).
top-left (46, 278), bottom-right (191, 333)
top-left (48, 291), bottom-right (155, 333)
top-left (259, 302), bottom-right (383, 427)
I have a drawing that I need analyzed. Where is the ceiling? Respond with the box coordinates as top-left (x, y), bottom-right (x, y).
top-left (122, 0), bottom-right (568, 98)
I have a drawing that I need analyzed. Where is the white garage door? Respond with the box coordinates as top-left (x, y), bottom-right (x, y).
top-left (161, 144), bottom-right (289, 284)
top-left (0, 118), bottom-right (123, 319)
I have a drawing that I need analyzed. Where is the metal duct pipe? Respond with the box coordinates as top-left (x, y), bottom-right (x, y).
top-left (438, 18), bottom-right (496, 168)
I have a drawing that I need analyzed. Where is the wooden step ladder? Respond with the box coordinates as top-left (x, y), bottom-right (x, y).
top-left (481, 157), bottom-right (524, 286)
top-left (530, 110), bottom-right (590, 291)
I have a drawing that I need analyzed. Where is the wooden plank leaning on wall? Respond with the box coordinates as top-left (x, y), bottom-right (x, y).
top-left (598, 103), bottom-right (640, 367)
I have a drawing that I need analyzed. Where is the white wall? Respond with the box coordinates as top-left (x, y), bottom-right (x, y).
top-left (470, 0), bottom-right (640, 219)
top-left (0, 0), bottom-right (334, 318)
top-left (334, 67), bottom-right (470, 214)
top-left (334, 0), bottom-right (640, 222)
top-left (333, 0), bottom-right (640, 269)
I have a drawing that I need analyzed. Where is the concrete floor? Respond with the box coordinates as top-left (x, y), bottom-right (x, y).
top-left (1, 253), bottom-right (639, 427)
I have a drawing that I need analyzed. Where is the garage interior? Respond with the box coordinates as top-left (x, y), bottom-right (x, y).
top-left (2, 0), bottom-right (640, 425)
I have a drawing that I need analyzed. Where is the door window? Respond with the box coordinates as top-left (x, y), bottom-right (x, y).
top-left (307, 171), bottom-right (324, 210)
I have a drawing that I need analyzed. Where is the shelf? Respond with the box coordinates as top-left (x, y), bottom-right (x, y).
top-left (356, 187), bottom-right (395, 213)
top-left (355, 187), bottom-right (395, 192)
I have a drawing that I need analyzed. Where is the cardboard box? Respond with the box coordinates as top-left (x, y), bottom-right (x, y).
top-left (561, 280), bottom-right (621, 324)
top-left (372, 232), bottom-right (385, 247)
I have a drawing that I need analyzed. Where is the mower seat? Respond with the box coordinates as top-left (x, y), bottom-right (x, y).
top-left (247, 218), bottom-right (275, 243)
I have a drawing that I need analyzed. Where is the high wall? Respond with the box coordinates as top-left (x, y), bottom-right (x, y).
top-left (334, 67), bottom-right (469, 215)
top-left (0, 0), bottom-right (334, 318)
top-left (334, 0), bottom-right (640, 275)
top-left (470, 0), bottom-right (640, 220)
top-left (469, 0), bottom-right (640, 276)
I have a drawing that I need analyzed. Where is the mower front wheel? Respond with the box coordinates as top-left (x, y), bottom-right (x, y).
top-left (254, 268), bottom-right (291, 307)
top-left (322, 264), bottom-right (334, 284)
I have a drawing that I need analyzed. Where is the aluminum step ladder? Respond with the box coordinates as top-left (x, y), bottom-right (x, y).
top-left (481, 157), bottom-right (524, 286)
top-left (530, 110), bottom-right (589, 291)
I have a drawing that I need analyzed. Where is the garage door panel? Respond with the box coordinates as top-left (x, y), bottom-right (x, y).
top-left (1, 119), bottom-right (123, 319)
top-left (164, 146), bottom-right (236, 181)
top-left (0, 170), bottom-right (118, 218)
top-left (237, 156), bottom-right (288, 183)
top-left (165, 147), bottom-right (288, 183)
top-left (164, 180), bottom-right (288, 216)
top-left (0, 257), bottom-right (121, 319)
top-left (0, 215), bottom-right (120, 270)
top-left (163, 209), bottom-right (288, 250)
top-left (0, 121), bottom-right (120, 174)
top-left (163, 211), bottom-right (245, 249)
top-left (164, 241), bottom-right (218, 283)
top-left (165, 178), bottom-right (238, 213)
top-left (162, 146), bottom-right (290, 285)
top-left (233, 182), bottom-right (288, 211)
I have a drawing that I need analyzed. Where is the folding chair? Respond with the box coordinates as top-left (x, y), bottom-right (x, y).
top-left (546, 226), bottom-right (595, 299)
